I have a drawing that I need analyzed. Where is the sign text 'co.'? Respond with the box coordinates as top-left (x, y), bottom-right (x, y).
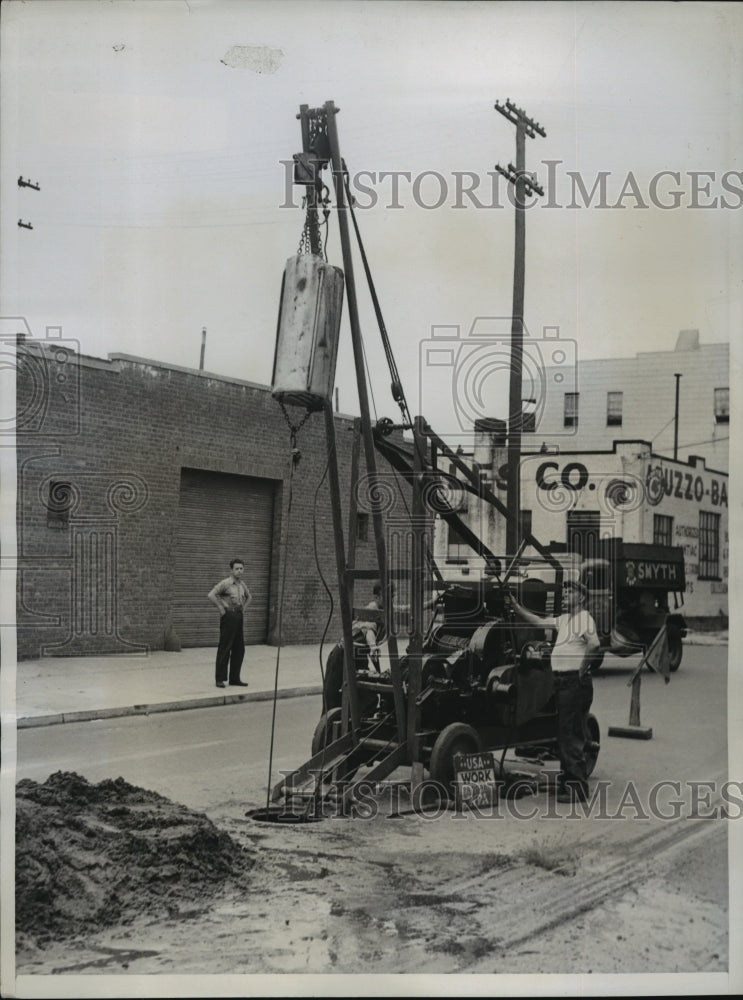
top-left (534, 460), bottom-right (728, 509)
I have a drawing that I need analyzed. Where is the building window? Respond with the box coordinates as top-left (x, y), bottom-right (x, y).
top-left (714, 387), bottom-right (729, 424)
top-left (521, 399), bottom-right (536, 433)
top-left (46, 480), bottom-right (72, 529)
top-left (698, 511), bottom-right (720, 579)
top-left (607, 391), bottom-right (623, 427)
top-left (564, 392), bottom-right (579, 428)
top-left (653, 514), bottom-right (673, 547)
top-left (356, 512), bottom-right (369, 542)
top-left (519, 509), bottom-right (532, 539)
top-left (446, 520), bottom-right (469, 564)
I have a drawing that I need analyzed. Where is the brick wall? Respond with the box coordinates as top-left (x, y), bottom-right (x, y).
top-left (16, 346), bottom-right (413, 658)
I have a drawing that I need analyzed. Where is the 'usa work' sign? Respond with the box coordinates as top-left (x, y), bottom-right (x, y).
top-left (453, 752), bottom-right (499, 808)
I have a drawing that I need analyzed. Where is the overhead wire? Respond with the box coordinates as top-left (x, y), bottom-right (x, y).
top-left (675, 434), bottom-right (729, 450)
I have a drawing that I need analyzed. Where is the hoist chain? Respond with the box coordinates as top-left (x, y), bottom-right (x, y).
top-left (278, 400), bottom-right (314, 466)
top-left (297, 185), bottom-right (332, 258)
top-left (297, 203), bottom-right (316, 256)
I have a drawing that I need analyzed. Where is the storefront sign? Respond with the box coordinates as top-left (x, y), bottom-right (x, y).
top-left (536, 460), bottom-right (589, 492)
top-left (623, 559), bottom-right (683, 587)
top-left (534, 459), bottom-right (727, 510)
top-left (647, 463), bottom-right (727, 508)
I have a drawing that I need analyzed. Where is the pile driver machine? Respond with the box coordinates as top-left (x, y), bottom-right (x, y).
top-left (268, 101), bottom-right (600, 815)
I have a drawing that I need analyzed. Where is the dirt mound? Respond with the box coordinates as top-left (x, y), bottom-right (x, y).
top-left (16, 771), bottom-right (254, 945)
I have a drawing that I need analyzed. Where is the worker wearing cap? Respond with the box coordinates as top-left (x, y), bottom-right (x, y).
top-left (351, 580), bottom-right (386, 669)
top-left (323, 581), bottom-right (441, 710)
top-left (506, 579), bottom-right (599, 803)
top-left (350, 580), bottom-right (440, 666)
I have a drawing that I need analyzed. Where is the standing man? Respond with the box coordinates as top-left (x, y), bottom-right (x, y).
top-left (507, 579), bottom-right (599, 803)
top-left (208, 558), bottom-right (252, 689)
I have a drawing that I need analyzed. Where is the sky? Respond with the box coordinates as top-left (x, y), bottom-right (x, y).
top-left (1, 0), bottom-right (741, 427)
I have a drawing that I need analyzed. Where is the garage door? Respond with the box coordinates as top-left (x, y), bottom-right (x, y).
top-left (171, 468), bottom-right (276, 646)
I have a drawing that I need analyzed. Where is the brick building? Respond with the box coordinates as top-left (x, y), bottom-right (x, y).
top-left (15, 338), bottom-right (411, 659)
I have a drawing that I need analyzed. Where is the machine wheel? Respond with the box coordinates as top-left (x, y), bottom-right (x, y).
top-left (668, 630), bottom-right (683, 672)
top-left (311, 707), bottom-right (342, 756)
top-left (584, 713), bottom-right (600, 777)
top-left (588, 649), bottom-right (605, 674)
top-left (323, 645), bottom-right (344, 711)
top-left (428, 723), bottom-right (482, 799)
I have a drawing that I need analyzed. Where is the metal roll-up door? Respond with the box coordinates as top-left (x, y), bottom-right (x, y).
top-left (172, 469), bottom-right (276, 646)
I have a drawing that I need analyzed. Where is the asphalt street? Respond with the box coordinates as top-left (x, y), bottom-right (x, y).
top-left (16, 643), bottom-right (730, 837)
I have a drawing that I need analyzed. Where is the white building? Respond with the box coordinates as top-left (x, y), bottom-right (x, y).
top-left (430, 327), bottom-right (729, 625)
top-left (521, 329), bottom-right (729, 473)
top-left (433, 433), bottom-right (728, 627)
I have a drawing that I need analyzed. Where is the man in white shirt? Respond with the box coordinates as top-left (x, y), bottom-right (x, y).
top-left (507, 579), bottom-right (600, 803)
top-left (207, 559), bottom-right (252, 689)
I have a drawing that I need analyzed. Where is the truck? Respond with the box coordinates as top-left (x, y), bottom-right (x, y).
top-left (577, 539), bottom-right (687, 672)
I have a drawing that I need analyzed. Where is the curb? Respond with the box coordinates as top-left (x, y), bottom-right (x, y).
top-left (16, 684), bottom-right (323, 730)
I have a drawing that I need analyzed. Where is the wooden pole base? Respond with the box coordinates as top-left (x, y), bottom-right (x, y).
top-left (607, 724), bottom-right (653, 740)
top-left (607, 673), bottom-right (653, 738)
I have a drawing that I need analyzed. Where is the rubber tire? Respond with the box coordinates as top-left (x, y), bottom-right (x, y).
top-left (584, 713), bottom-right (600, 777)
top-left (429, 723), bottom-right (482, 798)
top-left (311, 707), bottom-right (342, 756)
top-left (668, 630), bottom-right (683, 672)
top-left (323, 645), bottom-right (344, 711)
top-left (588, 649), bottom-right (605, 674)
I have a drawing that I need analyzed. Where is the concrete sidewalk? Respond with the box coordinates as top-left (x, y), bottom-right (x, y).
top-left (13, 644), bottom-right (326, 729)
top-left (11, 631), bottom-right (727, 730)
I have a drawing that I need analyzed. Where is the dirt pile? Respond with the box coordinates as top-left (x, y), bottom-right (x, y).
top-left (16, 771), bottom-right (254, 946)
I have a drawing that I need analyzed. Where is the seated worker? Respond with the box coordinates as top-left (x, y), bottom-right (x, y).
top-left (323, 581), bottom-right (440, 710)
top-left (352, 580), bottom-right (441, 669)
top-left (351, 580), bottom-right (385, 670)
top-left (506, 579), bottom-right (599, 803)
top-left (322, 582), bottom-right (386, 711)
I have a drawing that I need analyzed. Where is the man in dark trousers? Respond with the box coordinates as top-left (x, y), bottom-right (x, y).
top-left (507, 579), bottom-right (599, 803)
top-left (208, 558), bottom-right (252, 689)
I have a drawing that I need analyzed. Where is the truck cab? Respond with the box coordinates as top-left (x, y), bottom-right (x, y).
top-left (579, 539), bottom-right (687, 671)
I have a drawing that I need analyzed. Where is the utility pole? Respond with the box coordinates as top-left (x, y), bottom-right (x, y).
top-left (673, 373), bottom-right (682, 460)
top-left (199, 327), bottom-right (207, 371)
top-left (494, 99), bottom-right (546, 558)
